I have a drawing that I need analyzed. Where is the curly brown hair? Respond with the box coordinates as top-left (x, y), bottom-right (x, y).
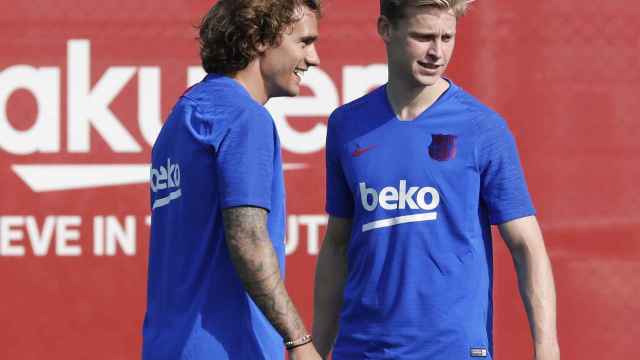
top-left (198, 0), bottom-right (321, 75)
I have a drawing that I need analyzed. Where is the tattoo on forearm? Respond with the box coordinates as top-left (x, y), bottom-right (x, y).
top-left (222, 207), bottom-right (306, 340)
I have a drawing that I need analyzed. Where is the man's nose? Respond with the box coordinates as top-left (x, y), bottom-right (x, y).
top-left (306, 44), bottom-right (320, 67)
top-left (427, 39), bottom-right (442, 59)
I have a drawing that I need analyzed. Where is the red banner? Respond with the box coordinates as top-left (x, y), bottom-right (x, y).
top-left (1, 1), bottom-right (638, 358)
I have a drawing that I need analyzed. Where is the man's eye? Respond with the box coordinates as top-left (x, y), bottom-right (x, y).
top-left (413, 36), bottom-right (431, 42)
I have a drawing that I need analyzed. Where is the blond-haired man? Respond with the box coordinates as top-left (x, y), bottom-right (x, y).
top-left (313, 1), bottom-right (559, 359)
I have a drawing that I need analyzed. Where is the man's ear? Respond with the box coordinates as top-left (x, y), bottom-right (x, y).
top-left (256, 42), bottom-right (268, 53)
top-left (377, 16), bottom-right (392, 43)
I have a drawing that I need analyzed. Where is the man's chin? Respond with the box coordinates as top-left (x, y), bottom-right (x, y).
top-left (269, 87), bottom-right (299, 99)
top-left (283, 86), bottom-right (300, 98)
top-left (414, 74), bottom-right (442, 87)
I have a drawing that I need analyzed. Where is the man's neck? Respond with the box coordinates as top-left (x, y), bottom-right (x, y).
top-left (386, 77), bottom-right (450, 121)
top-left (232, 60), bottom-right (269, 105)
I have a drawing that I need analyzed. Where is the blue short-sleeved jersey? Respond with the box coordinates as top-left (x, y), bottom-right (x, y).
top-left (142, 74), bottom-right (286, 360)
top-left (325, 81), bottom-right (535, 359)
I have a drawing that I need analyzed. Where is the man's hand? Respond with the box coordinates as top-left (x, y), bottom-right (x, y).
top-left (289, 342), bottom-right (322, 360)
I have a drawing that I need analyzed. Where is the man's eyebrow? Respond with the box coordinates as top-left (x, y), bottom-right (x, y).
top-left (301, 34), bottom-right (319, 43)
top-left (408, 30), bottom-right (456, 37)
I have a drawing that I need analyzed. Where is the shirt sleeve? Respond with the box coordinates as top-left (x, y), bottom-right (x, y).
top-left (325, 110), bottom-right (354, 218)
top-left (477, 117), bottom-right (536, 224)
top-left (215, 107), bottom-right (275, 211)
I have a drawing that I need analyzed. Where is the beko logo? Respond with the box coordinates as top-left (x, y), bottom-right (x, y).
top-left (151, 158), bottom-right (181, 210)
top-left (359, 180), bottom-right (440, 232)
top-left (1, 39), bottom-right (390, 193)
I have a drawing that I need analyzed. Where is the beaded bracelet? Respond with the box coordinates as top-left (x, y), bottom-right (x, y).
top-left (284, 334), bottom-right (312, 350)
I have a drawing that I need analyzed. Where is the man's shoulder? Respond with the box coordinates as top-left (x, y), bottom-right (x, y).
top-left (181, 78), bottom-right (272, 126)
top-left (162, 77), bottom-right (273, 152)
top-left (448, 84), bottom-right (508, 131)
top-left (330, 86), bottom-right (386, 124)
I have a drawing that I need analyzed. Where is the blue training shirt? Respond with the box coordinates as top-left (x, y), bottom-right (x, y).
top-left (143, 74), bottom-right (286, 360)
top-left (325, 81), bottom-right (535, 359)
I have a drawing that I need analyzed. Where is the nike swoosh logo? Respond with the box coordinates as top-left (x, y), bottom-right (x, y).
top-left (352, 145), bottom-right (377, 157)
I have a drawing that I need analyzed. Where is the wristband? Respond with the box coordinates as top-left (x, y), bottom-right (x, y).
top-left (284, 334), bottom-right (312, 350)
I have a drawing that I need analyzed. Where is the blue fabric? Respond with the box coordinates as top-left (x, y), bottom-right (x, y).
top-left (325, 81), bottom-right (535, 359)
top-left (143, 74), bottom-right (286, 360)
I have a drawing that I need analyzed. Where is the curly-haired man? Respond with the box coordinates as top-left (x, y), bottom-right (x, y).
top-left (142, 1), bottom-right (322, 359)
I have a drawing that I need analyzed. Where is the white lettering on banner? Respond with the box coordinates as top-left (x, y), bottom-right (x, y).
top-left (56, 216), bottom-right (82, 256)
top-left (138, 67), bottom-right (163, 146)
top-left (93, 216), bottom-right (103, 255)
top-left (93, 216), bottom-right (136, 256)
top-left (187, 67), bottom-right (206, 87)
top-left (285, 215), bottom-right (328, 255)
top-left (0, 38), bottom-right (388, 192)
top-left (299, 215), bottom-right (328, 255)
top-left (0, 65), bottom-right (60, 154)
top-left (26, 216), bottom-right (56, 256)
top-left (359, 180), bottom-right (440, 232)
top-left (286, 215), bottom-right (299, 255)
top-left (0, 216), bottom-right (82, 256)
top-left (12, 164), bottom-right (150, 192)
top-left (0, 216), bottom-right (25, 256)
top-left (11, 164), bottom-right (306, 193)
top-left (0, 214), bottom-right (326, 257)
top-left (67, 40), bottom-right (141, 153)
top-left (342, 65), bottom-right (389, 104)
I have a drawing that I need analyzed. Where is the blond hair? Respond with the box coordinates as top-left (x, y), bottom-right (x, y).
top-left (380, 0), bottom-right (473, 22)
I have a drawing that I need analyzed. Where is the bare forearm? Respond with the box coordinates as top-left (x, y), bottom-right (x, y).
top-left (500, 217), bottom-right (559, 359)
top-left (312, 217), bottom-right (351, 357)
top-left (313, 242), bottom-right (346, 355)
top-left (511, 244), bottom-right (559, 355)
top-left (223, 207), bottom-right (307, 341)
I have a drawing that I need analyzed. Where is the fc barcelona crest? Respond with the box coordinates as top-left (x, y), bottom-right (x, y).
top-left (428, 134), bottom-right (457, 161)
